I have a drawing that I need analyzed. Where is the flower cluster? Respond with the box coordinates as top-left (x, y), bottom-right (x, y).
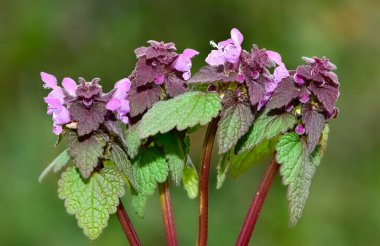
top-left (41, 72), bottom-right (131, 136)
top-left (128, 40), bottom-right (199, 117)
top-left (191, 28), bottom-right (290, 110)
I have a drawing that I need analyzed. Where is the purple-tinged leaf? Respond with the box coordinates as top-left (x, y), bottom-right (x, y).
top-left (134, 58), bottom-right (164, 87)
top-left (69, 102), bottom-right (107, 136)
top-left (76, 78), bottom-right (102, 99)
top-left (302, 104), bottom-right (326, 153)
top-left (65, 130), bottom-right (109, 179)
top-left (128, 84), bottom-right (162, 117)
top-left (266, 77), bottom-right (300, 110)
top-left (246, 77), bottom-right (266, 106)
top-left (188, 65), bottom-right (237, 83)
top-left (165, 75), bottom-right (187, 97)
top-left (308, 82), bottom-right (339, 114)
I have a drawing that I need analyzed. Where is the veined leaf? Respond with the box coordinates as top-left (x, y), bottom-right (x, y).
top-left (137, 91), bottom-right (221, 139)
top-left (38, 149), bottom-right (71, 183)
top-left (236, 111), bottom-right (296, 154)
top-left (156, 131), bottom-right (187, 186)
top-left (132, 148), bottom-right (169, 216)
top-left (276, 133), bottom-right (317, 227)
top-left (217, 91), bottom-right (254, 154)
top-left (230, 138), bottom-right (277, 178)
top-left (124, 126), bottom-right (141, 159)
top-left (182, 156), bottom-right (199, 199)
top-left (58, 167), bottom-right (124, 240)
top-left (65, 131), bottom-right (108, 179)
top-left (110, 143), bottom-right (138, 190)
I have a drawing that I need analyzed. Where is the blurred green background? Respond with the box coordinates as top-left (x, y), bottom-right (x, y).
top-left (1, 0), bottom-right (379, 245)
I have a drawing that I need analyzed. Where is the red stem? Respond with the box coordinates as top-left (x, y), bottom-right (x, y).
top-left (159, 181), bottom-right (178, 246)
top-left (197, 117), bottom-right (219, 246)
top-left (236, 157), bottom-right (280, 246)
top-left (116, 200), bottom-right (142, 246)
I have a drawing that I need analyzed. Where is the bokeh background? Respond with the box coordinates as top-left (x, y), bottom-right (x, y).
top-left (1, 0), bottom-right (379, 245)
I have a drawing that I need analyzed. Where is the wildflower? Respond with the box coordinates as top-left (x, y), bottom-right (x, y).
top-left (172, 49), bottom-right (199, 80)
top-left (106, 78), bottom-right (131, 124)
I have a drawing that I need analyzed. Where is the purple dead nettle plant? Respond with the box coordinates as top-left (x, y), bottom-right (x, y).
top-left (39, 28), bottom-right (340, 246)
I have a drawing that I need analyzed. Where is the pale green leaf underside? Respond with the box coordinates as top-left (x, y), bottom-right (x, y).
top-left (182, 156), bottom-right (199, 199)
top-left (217, 102), bottom-right (254, 154)
top-left (39, 149), bottom-right (70, 183)
top-left (58, 167), bottom-right (124, 240)
top-left (236, 112), bottom-right (296, 154)
top-left (124, 126), bottom-right (141, 159)
top-left (216, 151), bottom-right (231, 189)
top-left (276, 133), bottom-right (317, 227)
top-left (137, 91), bottom-right (221, 139)
top-left (230, 138), bottom-right (277, 178)
top-left (110, 143), bottom-right (138, 190)
top-left (132, 148), bottom-right (169, 216)
top-left (156, 132), bottom-right (187, 186)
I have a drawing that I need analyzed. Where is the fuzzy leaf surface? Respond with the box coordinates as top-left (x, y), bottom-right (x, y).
top-left (302, 105), bottom-right (325, 153)
top-left (308, 83), bottom-right (339, 114)
top-left (188, 65), bottom-right (237, 83)
top-left (276, 133), bottom-right (316, 226)
top-left (132, 148), bottom-right (169, 216)
top-left (236, 112), bottom-right (296, 154)
top-left (124, 126), bottom-right (141, 159)
top-left (110, 143), bottom-right (138, 190)
top-left (217, 93), bottom-right (254, 154)
top-left (137, 91), bottom-right (221, 139)
top-left (128, 84), bottom-right (161, 117)
top-left (267, 78), bottom-right (300, 110)
top-left (69, 102), bottom-right (107, 136)
top-left (66, 131), bottom-right (108, 179)
top-left (58, 167), bottom-right (124, 240)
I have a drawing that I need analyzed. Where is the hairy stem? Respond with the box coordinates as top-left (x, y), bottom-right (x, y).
top-left (197, 117), bottom-right (219, 246)
top-left (236, 156), bottom-right (280, 246)
top-left (116, 200), bottom-right (142, 246)
top-left (159, 181), bottom-right (178, 246)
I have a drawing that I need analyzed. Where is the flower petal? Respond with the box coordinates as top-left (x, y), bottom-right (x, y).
top-left (53, 124), bottom-right (63, 135)
top-left (115, 78), bottom-right (131, 92)
top-left (173, 56), bottom-right (190, 72)
top-left (182, 49), bottom-right (199, 59)
top-left (106, 98), bottom-right (122, 111)
top-left (231, 28), bottom-right (243, 45)
top-left (41, 72), bottom-right (57, 89)
top-left (205, 50), bottom-right (225, 66)
top-left (273, 64), bottom-right (290, 83)
top-left (266, 51), bottom-right (282, 65)
top-left (62, 77), bottom-right (77, 96)
top-left (53, 107), bottom-right (71, 125)
top-left (182, 71), bottom-right (191, 80)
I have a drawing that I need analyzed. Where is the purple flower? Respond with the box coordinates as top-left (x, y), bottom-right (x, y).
top-left (295, 124), bottom-right (305, 135)
top-left (205, 28), bottom-right (243, 67)
top-left (294, 56), bottom-right (338, 86)
top-left (266, 50), bottom-right (290, 84)
top-left (106, 78), bottom-right (131, 124)
top-left (41, 72), bottom-right (76, 135)
top-left (172, 49), bottom-right (199, 80)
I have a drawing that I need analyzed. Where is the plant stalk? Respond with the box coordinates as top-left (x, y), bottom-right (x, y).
top-left (159, 181), bottom-right (178, 246)
top-left (236, 156), bottom-right (280, 246)
top-left (197, 117), bottom-right (219, 246)
top-left (116, 200), bottom-right (142, 246)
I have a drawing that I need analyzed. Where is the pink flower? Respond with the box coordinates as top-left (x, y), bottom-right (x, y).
top-left (106, 78), bottom-right (131, 124)
top-left (266, 51), bottom-right (290, 84)
top-left (172, 49), bottom-right (199, 80)
top-left (205, 28), bottom-right (243, 67)
top-left (41, 72), bottom-right (76, 135)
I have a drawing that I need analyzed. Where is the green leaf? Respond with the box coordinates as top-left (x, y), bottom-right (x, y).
top-left (236, 112), bottom-right (296, 154)
top-left (216, 151), bottom-right (231, 189)
top-left (39, 149), bottom-right (71, 183)
top-left (124, 126), bottom-right (141, 159)
top-left (276, 133), bottom-right (316, 227)
top-left (58, 167), bottom-right (124, 240)
top-left (65, 131), bottom-right (108, 179)
top-left (182, 156), bottom-right (199, 199)
top-left (132, 148), bottom-right (169, 216)
top-left (217, 101), bottom-right (254, 154)
top-left (230, 138), bottom-right (277, 178)
top-left (137, 91), bottom-right (221, 139)
top-left (110, 143), bottom-right (138, 190)
top-left (156, 131), bottom-right (187, 186)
